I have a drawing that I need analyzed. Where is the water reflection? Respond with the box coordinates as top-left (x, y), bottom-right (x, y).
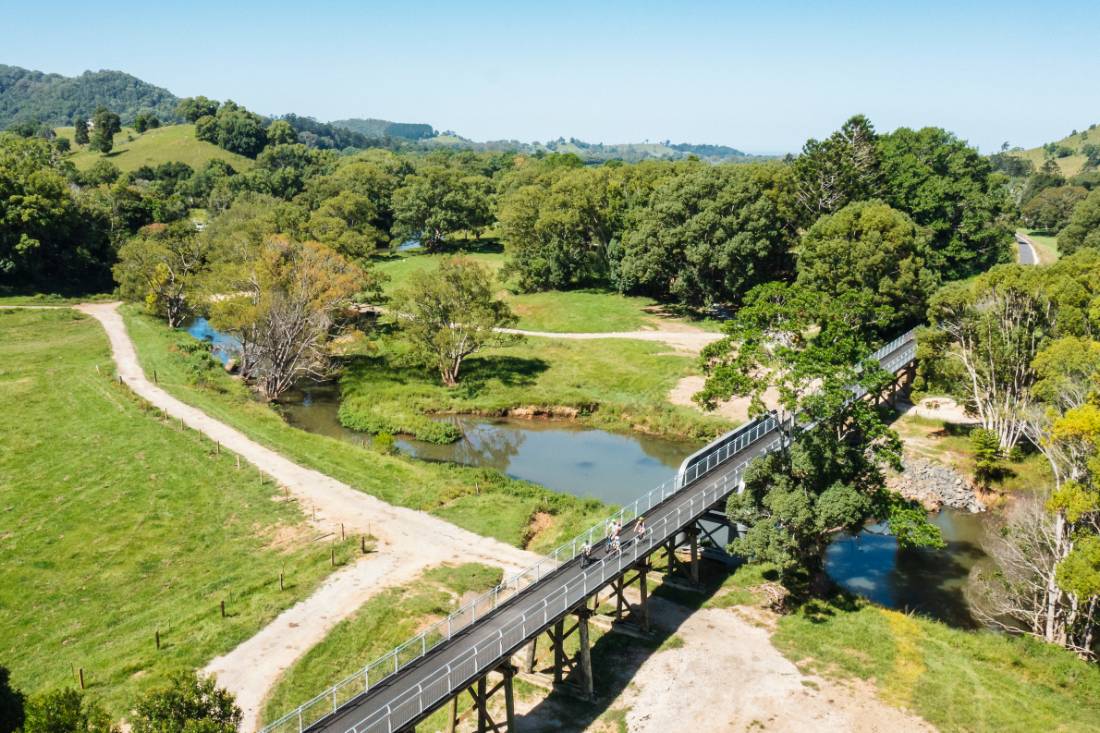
top-left (825, 509), bottom-right (993, 627)
top-left (183, 317), bottom-right (240, 365)
top-left (278, 385), bottom-right (698, 504)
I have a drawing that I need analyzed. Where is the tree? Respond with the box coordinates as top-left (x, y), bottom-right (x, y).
top-left (878, 126), bottom-right (1014, 280)
top-left (73, 116), bottom-right (89, 146)
top-left (498, 166), bottom-right (623, 291)
top-left (130, 672), bottom-right (240, 733)
top-left (617, 163), bottom-right (796, 306)
top-left (391, 165), bottom-right (492, 249)
top-left (796, 200), bottom-right (940, 332)
top-left (89, 107), bottom-right (121, 154)
top-left (193, 102), bottom-right (267, 158)
top-left (176, 96), bottom-right (220, 123)
top-left (0, 667), bottom-right (24, 733)
top-left (390, 257), bottom-right (519, 386)
top-left (208, 236), bottom-right (367, 399)
top-left (923, 265), bottom-right (1055, 451)
top-left (114, 223), bottom-right (209, 326)
top-left (307, 191), bottom-right (387, 261)
top-left (266, 119), bottom-right (298, 146)
top-left (792, 114), bottom-right (882, 221)
top-left (22, 689), bottom-right (115, 733)
top-left (1059, 189), bottom-right (1100, 256)
top-left (1022, 185), bottom-right (1088, 231)
top-left (697, 281), bottom-right (940, 583)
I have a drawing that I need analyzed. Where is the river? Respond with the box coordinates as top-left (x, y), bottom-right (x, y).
top-left (182, 320), bottom-right (994, 625)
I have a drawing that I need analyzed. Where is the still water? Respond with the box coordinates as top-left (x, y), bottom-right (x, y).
top-left (279, 384), bottom-right (698, 505)
top-left (179, 320), bottom-right (994, 624)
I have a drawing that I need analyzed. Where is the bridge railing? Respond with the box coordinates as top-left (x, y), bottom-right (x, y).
top-left (260, 328), bottom-right (918, 733)
top-left (260, 413), bottom-right (782, 733)
top-left (347, 433), bottom-right (786, 733)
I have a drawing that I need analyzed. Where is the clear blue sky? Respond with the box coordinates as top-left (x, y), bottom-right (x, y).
top-left (5, 0), bottom-right (1097, 153)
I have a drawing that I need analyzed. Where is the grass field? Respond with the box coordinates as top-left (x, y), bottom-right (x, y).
top-left (55, 124), bottom-right (255, 173)
top-left (1024, 230), bottom-right (1060, 264)
top-left (121, 307), bottom-right (609, 550)
top-left (261, 563), bottom-right (502, 727)
top-left (338, 336), bottom-right (730, 443)
top-left (1011, 124), bottom-right (1100, 178)
top-left (773, 596), bottom-right (1100, 732)
top-left (374, 248), bottom-right (721, 333)
top-left (0, 308), bottom-right (347, 714)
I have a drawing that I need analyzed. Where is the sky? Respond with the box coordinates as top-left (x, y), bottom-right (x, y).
top-left (4, 0), bottom-right (1098, 154)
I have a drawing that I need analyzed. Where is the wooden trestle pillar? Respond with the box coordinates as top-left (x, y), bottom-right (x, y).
top-left (541, 607), bottom-right (595, 700)
top-left (445, 664), bottom-right (516, 733)
top-left (609, 559), bottom-right (651, 632)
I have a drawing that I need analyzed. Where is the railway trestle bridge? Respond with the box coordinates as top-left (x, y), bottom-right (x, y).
top-left (262, 330), bottom-right (918, 733)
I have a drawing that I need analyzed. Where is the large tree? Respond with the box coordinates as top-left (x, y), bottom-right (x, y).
top-left (0, 667), bottom-right (23, 733)
top-left (877, 126), bottom-right (1014, 280)
top-left (923, 265), bottom-right (1055, 451)
top-left (792, 114), bottom-right (882, 221)
top-left (21, 689), bottom-right (115, 733)
top-left (391, 165), bottom-right (492, 250)
top-left (697, 281), bottom-right (940, 583)
top-left (1058, 188), bottom-right (1100, 257)
top-left (208, 236), bottom-right (368, 399)
top-left (390, 256), bottom-right (519, 386)
top-left (617, 163), bottom-right (795, 307)
top-left (88, 107), bottom-right (121, 154)
top-left (175, 96), bottom-right (220, 123)
top-left (796, 200), bottom-right (939, 333)
top-left (1021, 185), bottom-right (1088, 231)
top-left (130, 672), bottom-right (240, 733)
top-left (114, 222), bottom-right (209, 326)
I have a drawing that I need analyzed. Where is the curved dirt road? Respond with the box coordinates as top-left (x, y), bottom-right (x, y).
top-left (70, 303), bottom-right (540, 730)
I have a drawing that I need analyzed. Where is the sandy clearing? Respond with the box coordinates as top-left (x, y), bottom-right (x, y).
top-left (496, 327), bottom-right (723, 355)
top-left (668, 375), bottom-right (781, 424)
top-left (619, 601), bottom-right (933, 733)
top-left (70, 303), bottom-right (541, 731)
top-left (901, 396), bottom-right (976, 425)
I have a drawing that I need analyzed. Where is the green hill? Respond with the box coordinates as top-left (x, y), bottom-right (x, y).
top-left (57, 123), bottom-right (254, 172)
top-left (329, 117), bottom-right (436, 140)
top-left (1012, 124), bottom-right (1100, 177)
top-left (0, 64), bottom-right (179, 128)
top-left (424, 134), bottom-right (759, 163)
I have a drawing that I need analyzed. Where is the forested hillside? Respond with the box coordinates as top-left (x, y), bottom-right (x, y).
top-left (0, 65), bottom-right (180, 127)
top-left (330, 118), bottom-right (437, 140)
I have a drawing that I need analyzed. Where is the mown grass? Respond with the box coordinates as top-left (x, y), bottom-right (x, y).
top-left (56, 124), bottom-right (255, 173)
top-left (0, 308), bottom-right (346, 714)
top-left (1011, 124), bottom-right (1100, 178)
top-left (260, 563), bottom-right (502, 726)
top-left (773, 596), bottom-right (1100, 732)
top-left (1025, 229), bottom-right (1060, 265)
top-left (338, 337), bottom-right (730, 442)
top-left (121, 306), bottom-right (608, 551)
top-left (373, 248), bottom-right (721, 333)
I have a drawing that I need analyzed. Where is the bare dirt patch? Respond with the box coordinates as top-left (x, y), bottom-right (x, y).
top-left (668, 376), bottom-right (781, 425)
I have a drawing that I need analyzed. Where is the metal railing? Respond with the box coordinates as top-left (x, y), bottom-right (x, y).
top-left (260, 328), bottom-right (918, 733)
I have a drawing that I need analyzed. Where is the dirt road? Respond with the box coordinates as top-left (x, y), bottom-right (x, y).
top-left (73, 303), bottom-right (540, 730)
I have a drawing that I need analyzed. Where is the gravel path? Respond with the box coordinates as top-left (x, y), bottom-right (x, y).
top-left (71, 303), bottom-right (540, 731)
top-left (496, 327), bottom-right (722, 354)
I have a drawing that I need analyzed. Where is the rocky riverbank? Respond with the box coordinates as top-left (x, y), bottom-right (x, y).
top-left (889, 457), bottom-right (984, 513)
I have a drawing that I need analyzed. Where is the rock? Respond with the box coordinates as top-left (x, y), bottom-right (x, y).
top-left (887, 457), bottom-right (984, 513)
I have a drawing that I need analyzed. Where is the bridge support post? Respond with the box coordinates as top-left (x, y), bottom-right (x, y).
top-left (576, 608), bottom-right (594, 702)
top-left (523, 637), bottom-right (537, 673)
top-left (551, 619), bottom-right (565, 684)
top-left (689, 526), bottom-right (700, 585)
top-left (446, 664), bottom-right (516, 733)
top-left (638, 559), bottom-right (650, 633)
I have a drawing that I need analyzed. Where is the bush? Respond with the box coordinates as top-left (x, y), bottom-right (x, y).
top-left (22, 689), bottom-right (115, 733)
top-left (130, 672), bottom-right (240, 733)
top-left (372, 432), bottom-right (396, 454)
top-left (971, 427), bottom-right (1003, 488)
top-left (0, 667), bottom-right (24, 733)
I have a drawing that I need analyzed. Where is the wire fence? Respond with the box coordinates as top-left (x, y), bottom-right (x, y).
top-left (260, 329), bottom-right (918, 733)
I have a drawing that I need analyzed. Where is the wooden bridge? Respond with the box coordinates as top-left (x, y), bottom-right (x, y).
top-left (261, 331), bottom-right (918, 733)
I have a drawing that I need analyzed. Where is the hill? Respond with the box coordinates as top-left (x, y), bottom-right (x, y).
top-left (424, 133), bottom-right (761, 163)
top-left (0, 64), bottom-right (179, 128)
top-left (56, 123), bottom-right (254, 173)
top-left (329, 117), bottom-right (436, 140)
top-left (1011, 123), bottom-right (1100, 177)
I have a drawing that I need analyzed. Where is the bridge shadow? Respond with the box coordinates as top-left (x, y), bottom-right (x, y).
top-left (515, 557), bottom-right (734, 732)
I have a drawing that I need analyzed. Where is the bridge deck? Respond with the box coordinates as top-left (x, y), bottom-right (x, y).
top-left (296, 335), bottom-right (917, 733)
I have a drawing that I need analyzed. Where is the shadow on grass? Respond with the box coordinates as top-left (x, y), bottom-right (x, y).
top-left (518, 557), bottom-right (734, 731)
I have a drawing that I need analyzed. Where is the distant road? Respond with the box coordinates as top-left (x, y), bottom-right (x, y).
top-left (1015, 232), bottom-right (1039, 265)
